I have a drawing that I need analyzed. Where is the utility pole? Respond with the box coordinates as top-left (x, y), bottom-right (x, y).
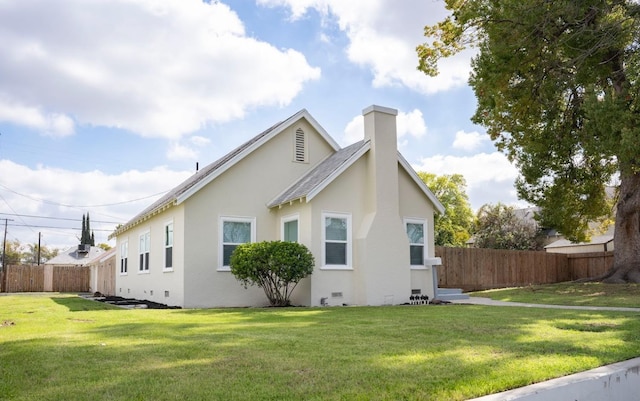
top-left (37, 232), bottom-right (41, 266)
top-left (1, 218), bottom-right (13, 293)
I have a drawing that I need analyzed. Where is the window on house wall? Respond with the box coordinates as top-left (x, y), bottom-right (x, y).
top-left (294, 128), bottom-right (307, 163)
top-left (282, 216), bottom-right (299, 242)
top-left (323, 213), bottom-right (351, 267)
top-left (405, 219), bottom-right (425, 266)
top-left (139, 231), bottom-right (150, 272)
top-left (120, 240), bottom-right (128, 274)
top-left (221, 217), bottom-right (255, 269)
top-left (164, 222), bottom-right (173, 270)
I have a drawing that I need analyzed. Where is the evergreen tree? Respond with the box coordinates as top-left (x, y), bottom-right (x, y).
top-left (81, 214), bottom-right (87, 244)
top-left (80, 213), bottom-right (94, 246)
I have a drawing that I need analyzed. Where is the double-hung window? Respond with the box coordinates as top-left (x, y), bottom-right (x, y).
top-left (282, 215), bottom-right (299, 242)
top-left (120, 240), bottom-right (128, 274)
top-left (323, 212), bottom-right (351, 268)
top-left (405, 219), bottom-right (426, 266)
top-left (220, 217), bottom-right (255, 269)
top-left (164, 222), bottom-right (173, 270)
top-left (139, 231), bottom-right (150, 272)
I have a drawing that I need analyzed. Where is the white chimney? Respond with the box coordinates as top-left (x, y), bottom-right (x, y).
top-left (355, 105), bottom-right (410, 306)
top-left (362, 105), bottom-right (400, 216)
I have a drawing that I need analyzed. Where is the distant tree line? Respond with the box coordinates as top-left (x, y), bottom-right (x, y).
top-left (419, 172), bottom-right (545, 251)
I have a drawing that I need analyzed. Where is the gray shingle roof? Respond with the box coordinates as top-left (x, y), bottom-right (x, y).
top-left (46, 246), bottom-right (105, 266)
top-left (268, 140), bottom-right (368, 208)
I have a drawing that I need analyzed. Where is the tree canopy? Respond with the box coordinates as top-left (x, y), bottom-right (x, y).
top-left (1, 239), bottom-right (59, 266)
top-left (418, 0), bottom-right (640, 282)
top-left (473, 203), bottom-right (541, 250)
top-left (418, 172), bottom-right (474, 246)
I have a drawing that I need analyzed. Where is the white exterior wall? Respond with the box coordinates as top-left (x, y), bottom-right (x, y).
top-left (398, 167), bottom-right (438, 300)
top-left (112, 108), bottom-right (441, 308)
top-left (115, 204), bottom-right (185, 307)
top-left (272, 202), bottom-right (314, 306)
top-left (306, 156), bottom-right (368, 306)
top-left (182, 121), bottom-right (335, 308)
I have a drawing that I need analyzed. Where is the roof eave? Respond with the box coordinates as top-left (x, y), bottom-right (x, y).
top-left (398, 154), bottom-right (446, 214)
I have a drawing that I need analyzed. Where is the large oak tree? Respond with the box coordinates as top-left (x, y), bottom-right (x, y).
top-left (418, 0), bottom-right (640, 282)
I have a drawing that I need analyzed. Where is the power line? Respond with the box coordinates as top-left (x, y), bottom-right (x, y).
top-left (0, 182), bottom-right (169, 208)
top-left (7, 223), bottom-right (114, 232)
top-left (0, 212), bottom-right (121, 224)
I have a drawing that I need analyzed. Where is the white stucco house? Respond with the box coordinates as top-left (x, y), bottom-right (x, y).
top-left (110, 105), bottom-right (444, 308)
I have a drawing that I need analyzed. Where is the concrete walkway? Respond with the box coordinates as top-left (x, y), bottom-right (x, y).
top-left (448, 297), bottom-right (640, 313)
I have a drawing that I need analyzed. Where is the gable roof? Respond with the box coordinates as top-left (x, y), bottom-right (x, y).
top-left (110, 109), bottom-right (340, 238)
top-left (268, 140), bottom-right (445, 214)
top-left (398, 154), bottom-right (445, 214)
top-left (268, 140), bottom-right (370, 207)
top-left (46, 246), bottom-right (106, 266)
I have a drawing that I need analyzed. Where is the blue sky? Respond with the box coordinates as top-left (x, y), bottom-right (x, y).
top-left (0, 0), bottom-right (523, 250)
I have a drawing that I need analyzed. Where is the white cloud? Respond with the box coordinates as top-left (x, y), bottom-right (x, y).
top-left (413, 152), bottom-right (524, 210)
top-left (397, 109), bottom-right (427, 139)
top-left (343, 114), bottom-right (364, 145)
top-left (452, 130), bottom-right (489, 152)
top-left (0, 159), bottom-right (191, 248)
top-left (340, 108), bottom-right (427, 146)
top-left (258, 0), bottom-right (473, 94)
top-left (167, 142), bottom-right (198, 161)
top-left (0, 0), bottom-right (320, 139)
top-left (190, 136), bottom-right (211, 147)
top-left (0, 100), bottom-right (75, 137)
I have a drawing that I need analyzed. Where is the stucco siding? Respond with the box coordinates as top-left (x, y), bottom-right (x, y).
top-left (398, 167), bottom-right (438, 299)
top-left (182, 121), bottom-right (335, 307)
top-left (115, 205), bottom-right (185, 307)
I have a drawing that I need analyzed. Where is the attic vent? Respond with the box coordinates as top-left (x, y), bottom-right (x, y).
top-left (294, 128), bottom-right (306, 163)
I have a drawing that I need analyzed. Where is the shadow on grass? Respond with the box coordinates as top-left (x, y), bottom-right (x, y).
top-left (2, 303), bottom-right (640, 401)
top-left (51, 296), bottom-right (122, 312)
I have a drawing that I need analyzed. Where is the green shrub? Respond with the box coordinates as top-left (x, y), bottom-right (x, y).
top-left (230, 241), bottom-right (314, 306)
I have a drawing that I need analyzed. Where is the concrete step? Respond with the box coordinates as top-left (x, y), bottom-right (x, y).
top-left (436, 288), bottom-right (469, 301)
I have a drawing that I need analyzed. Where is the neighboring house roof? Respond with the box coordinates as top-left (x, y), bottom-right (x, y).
top-left (544, 234), bottom-right (614, 250)
top-left (110, 109), bottom-right (340, 238)
top-left (46, 246), bottom-right (106, 266)
top-left (91, 248), bottom-right (116, 265)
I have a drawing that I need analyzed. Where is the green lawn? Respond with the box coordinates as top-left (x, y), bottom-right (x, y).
top-left (471, 282), bottom-right (640, 308)
top-left (1, 293), bottom-right (639, 401)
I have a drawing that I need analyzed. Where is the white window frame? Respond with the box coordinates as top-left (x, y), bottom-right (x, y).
top-left (139, 231), bottom-right (150, 274)
top-left (219, 216), bottom-right (256, 271)
top-left (405, 218), bottom-right (427, 269)
top-left (164, 221), bottom-right (174, 272)
top-left (119, 239), bottom-right (128, 275)
top-left (281, 214), bottom-right (299, 242)
top-left (321, 212), bottom-right (352, 270)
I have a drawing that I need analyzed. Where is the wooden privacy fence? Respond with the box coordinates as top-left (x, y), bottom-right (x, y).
top-left (1, 264), bottom-right (90, 293)
top-left (435, 246), bottom-right (614, 291)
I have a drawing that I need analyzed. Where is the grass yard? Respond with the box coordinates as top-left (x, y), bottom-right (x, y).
top-left (471, 282), bottom-right (640, 308)
top-left (1, 294), bottom-right (640, 401)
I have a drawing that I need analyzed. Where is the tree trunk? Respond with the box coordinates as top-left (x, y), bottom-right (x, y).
top-left (603, 171), bottom-right (640, 283)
